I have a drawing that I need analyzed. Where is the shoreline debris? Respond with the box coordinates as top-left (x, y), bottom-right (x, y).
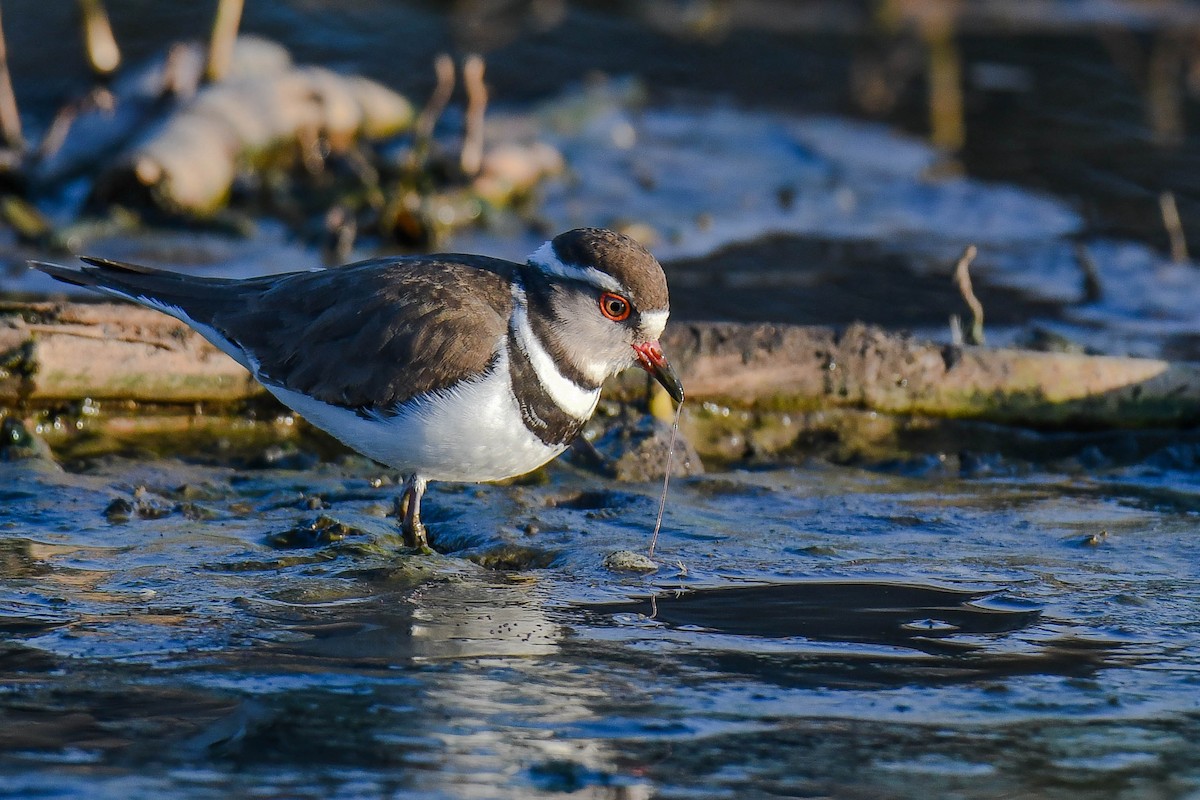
top-left (13, 34), bottom-right (563, 252)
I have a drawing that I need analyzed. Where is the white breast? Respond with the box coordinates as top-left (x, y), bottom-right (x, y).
top-left (264, 347), bottom-right (567, 482)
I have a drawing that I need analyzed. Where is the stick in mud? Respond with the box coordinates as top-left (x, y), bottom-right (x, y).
top-left (0, 6), bottom-right (23, 150)
top-left (1073, 240), bottom-right (1104, 302)
top-left (952, 244), bottom-right (984, 346)
top-left (161, 42), bottom-right (203, 99)
top-left (460, 54), bottom-right (488, 177)
top-left (1159, 190), bottom-right (1189, 264)
top-left (415, 54), bottom-right (456, 145)
top-left (948, 313), bottom-right (963, 347)
top-left (206, 0), bottom-right (245, 83)
top-left (79, 0), bottom-right (121, 76)
top-left (38, 88), bottom-right (115, 162)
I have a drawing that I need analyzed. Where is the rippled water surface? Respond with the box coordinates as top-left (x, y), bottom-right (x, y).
top-left (2, 444), bottom-right (1199, 798)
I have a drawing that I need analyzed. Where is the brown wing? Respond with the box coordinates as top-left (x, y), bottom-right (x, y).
top-left (223, 257), bottom-right (514, 412)
top-left (43, 254), bottom-right (516, 414)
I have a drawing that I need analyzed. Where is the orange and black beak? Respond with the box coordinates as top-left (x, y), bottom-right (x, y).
top-left (632, 341), bottom-right (684, 403)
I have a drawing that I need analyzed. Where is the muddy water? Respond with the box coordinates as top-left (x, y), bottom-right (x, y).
top-left (1, 442), bottom-right (1198, 798)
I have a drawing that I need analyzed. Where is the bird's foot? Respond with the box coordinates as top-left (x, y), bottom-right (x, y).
top-left (395, 491), bottom-right (431, 551)
top-left (396, 474), bottom-right (432, 552)
top-left (403, 519), bottom-right (430, 551)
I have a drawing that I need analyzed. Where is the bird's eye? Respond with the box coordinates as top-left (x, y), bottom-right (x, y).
top-left (599, 292), bottom-right (631, 322)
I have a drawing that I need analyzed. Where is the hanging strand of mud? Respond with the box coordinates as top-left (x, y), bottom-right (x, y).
top-left (648, 399), bottom-right (684, 559)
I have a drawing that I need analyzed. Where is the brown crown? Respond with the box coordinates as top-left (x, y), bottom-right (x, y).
top-left (550, 228), bottom-right (669, 311)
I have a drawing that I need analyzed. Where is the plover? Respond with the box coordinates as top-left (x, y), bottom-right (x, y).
top-left (33, 228), bottom-right (683, 549)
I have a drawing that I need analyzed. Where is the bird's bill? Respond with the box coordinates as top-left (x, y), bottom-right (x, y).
top-left (632, 341), bottom-right (685, 403)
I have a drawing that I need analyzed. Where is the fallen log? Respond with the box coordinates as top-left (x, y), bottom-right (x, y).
top-left (92, 44), bottom-right (415, 217)
top-left (5, 302), bottom-right (1200, 429)
top-left (0, 301), bottom-right (260, 404)
top-left (33, 36), bottom-right (295, 187)
top-left (634, 322), bottom-right (1200, 428)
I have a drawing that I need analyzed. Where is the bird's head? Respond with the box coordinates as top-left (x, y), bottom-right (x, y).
top-left (525, 228), bottom-right (684, 402)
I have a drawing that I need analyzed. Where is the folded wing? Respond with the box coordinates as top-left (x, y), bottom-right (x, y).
top-left (33, 255), bottom-right (516, 414)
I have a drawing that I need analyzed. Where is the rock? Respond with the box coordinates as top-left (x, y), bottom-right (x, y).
top-left (602, 549), bottom-right (658, 573)
top-left (103, 497), bottom-right (135, 523)
top-left (0, 417), bottom-right (54, 462)
top-left (589, 414), bottom-right (703, 482)
top-left (267, 514), bottom-right (356, 548)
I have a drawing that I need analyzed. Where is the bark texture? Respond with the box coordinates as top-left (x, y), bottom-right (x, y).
top-left (5, 302), bottom-right (1200, 428)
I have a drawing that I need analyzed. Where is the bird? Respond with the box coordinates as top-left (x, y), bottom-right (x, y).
top-left (32, 228), bottom-right (684, 550)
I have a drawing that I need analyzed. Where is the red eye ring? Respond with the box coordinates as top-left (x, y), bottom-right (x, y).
top-left (599, 292), bottom-right (631, 322)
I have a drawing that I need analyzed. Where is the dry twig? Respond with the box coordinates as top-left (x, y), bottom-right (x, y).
top-left (1073, 240), bottom-right (1104, 302)
top-left (79, 0), bottom-right (121, 76)
top-left (37, 87), bottom-right (115, 161)
top-left (460, 54), bottom-right (488, 177)
top-left (414, 54), bottom-right (456, 143)
top-left (205, 0), bottom-right (244, 83)
top-left (1159, 190), bottom-right (1189, 263)
top-left (0, 6), bottom-right (23, 150)
top-left (952, 244), bottom-right (984, 346)
top-left (948, 313), bottom-right (963, 346)
top-left (919, 1), bottom-right (964, 151)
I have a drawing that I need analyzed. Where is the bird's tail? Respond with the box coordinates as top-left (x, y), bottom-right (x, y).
top-left (29, 256), bottom-right (260, 369)
top-left (30, 256), bottom-right (239, 323)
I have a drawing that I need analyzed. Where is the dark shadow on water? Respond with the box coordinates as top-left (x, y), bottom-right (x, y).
top-left (582, 580), bottom-right (1040, 644)
top-left (579, 580), bottom-right (1126, 686)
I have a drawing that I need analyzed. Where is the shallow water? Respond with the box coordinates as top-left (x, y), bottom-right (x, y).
top-left (2, 443), bottom-right (1199, 798)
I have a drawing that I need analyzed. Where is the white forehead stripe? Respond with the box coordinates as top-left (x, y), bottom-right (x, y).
top-left (510, 287), bottom-right (602, 419)
top-left (528, 241), bottom-right (624, 293)
top-left (639, 309), bottom-right (669, 341)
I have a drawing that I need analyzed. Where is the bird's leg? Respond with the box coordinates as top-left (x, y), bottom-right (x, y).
top-left (399, 474), bottom-right (429, 550)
